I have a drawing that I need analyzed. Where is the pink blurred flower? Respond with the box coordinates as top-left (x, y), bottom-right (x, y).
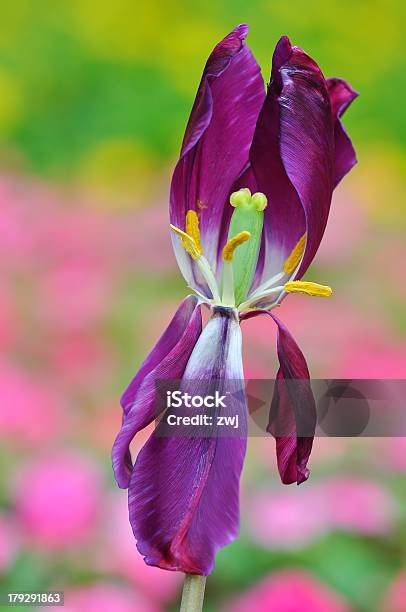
top-left (0, 175), bottom-right (176, 276)
top-left (246, 488), bottom-right (329, 550)
top-left (224, 570), bottom-right (350, 612)
top-left (0, 289), bottom-right (16, 352)
top-left (321, 475), bottom-right (397, 535)
top-left (241, 314), bottom-right (278, 378)
top-left (246, 476), bottom-right (395, 550)
top-left (325, 477), bottom-right (395, 535)
top-left (337, 341), bottom-right (406, 378)
top-left (96, 494), bottom-right (181, 603)
top-left (0, 514), bottom-right (17, 573)
top-left (379, 438), bottom-right (406, 472)
top-left (374, 241), bottom-right (406, 301)
top-left (38, 258), bottom-right (112, 332)
top-left (0, 365), bottom-right (65, 447)
top-left (117, 205), bottom-right (176, 273)
top-left (277, 298), bottom-right (390, 377)
top-left (310, 438), bottom-right (351, 465)
top-left (381, 570), bottom-right (406, 612)
top-left (0, 179), bottom-right (36, 267)
top-left (34, 207), bottom-right (118, 269)
top-left (14, 452), bottom-right (102, 550)
top-left (242, 296), bottom-right (400, 379)
top-left (316, 186), bottom-right (366, 266)
top-left (242, 267), bottom-right (406, 380)
top-left (47, 332), bottom-right (115, 388)
top-left (61, 584), bottom-right (161, 612)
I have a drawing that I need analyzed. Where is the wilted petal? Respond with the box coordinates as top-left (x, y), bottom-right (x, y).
top-left (327, 77), bottom-right (358, 186)
top-left (249, 39), bottom-right (306, 283)
top-left (170, 24), bottom-right (264, 292)
top-left (112, 295), bottom-right (202, 489)
top-left (250, 36), bottom-right (356, 286)
top-left (128, 307), bottom-right (247, 574)
top-left (241, 309), bottom-right (315, 484)
top-left (268, 314), bottom-right (316, 484)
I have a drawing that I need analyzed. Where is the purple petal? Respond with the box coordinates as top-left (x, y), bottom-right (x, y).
top-left (327, 77), bottom-right (358, 186)
top-left (241, 309), bottom-right (316, 484)
top-left (269, 314), bottom-right (316, 484)
top-left (250, 36), bottom-right (357, 285)
top-left (128, 307), bottom-right (247, 574)
top-left (272, 35), bottom-right (334, 278)
top-left (249, 39), bottom-right (306, 282)
top-left (170, 25), bottom-right (265, 291)
top-left (112, 295), bottom-right (202, 489)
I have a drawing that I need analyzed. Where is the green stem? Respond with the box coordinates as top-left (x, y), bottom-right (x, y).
top-left (180, 574), bottom-right (207, 612)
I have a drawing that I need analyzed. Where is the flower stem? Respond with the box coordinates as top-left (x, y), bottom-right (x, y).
top-left (180, 574), bottom-right (207, 612)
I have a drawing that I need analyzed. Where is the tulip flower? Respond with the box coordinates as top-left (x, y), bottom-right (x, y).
top-left (112, 24), bottom-right (357, 577)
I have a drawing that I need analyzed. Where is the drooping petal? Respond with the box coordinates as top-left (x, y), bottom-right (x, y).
top-left (170, 24), bottom-right (265, 293)
top-left (327, 77), bottom-right (358, 186)
top-left (241, 309), bottom-right (316, 484)
top-left (112, 295), bottom-right (202, 489)
top-left (250, 36), bottom-right (357, 288)
top-left (269, 314), bottom-right (316, 484)
top-left (128, 307), bottom-right (247, 575)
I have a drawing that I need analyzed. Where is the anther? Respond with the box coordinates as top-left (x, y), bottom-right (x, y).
top-left (222, 231), bottom-right (251, 261)
top-left (284, 281), bottom-right (333, 297)
top-left (170, 225), bottom-right (201, 260)
top-left (185, 210), bottom-right (203, 255)
top-left (283, 234), bottom-right (307, 275)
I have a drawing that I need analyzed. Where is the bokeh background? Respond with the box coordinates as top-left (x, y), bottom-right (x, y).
top-left (1, 1), bottom-right (406, 611)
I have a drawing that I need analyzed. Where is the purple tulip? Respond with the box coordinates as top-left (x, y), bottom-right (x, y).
top-left (112, 24), bottom-right (357, 575)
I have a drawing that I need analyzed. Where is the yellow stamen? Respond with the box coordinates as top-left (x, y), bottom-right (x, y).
top-left (222, 231), bottom-right (251, 262)
top-left (284, 281), bottom-right (333, 297)
top-left (283, 233), bottom-right (307, 275)
top-left (170, 224), bottom-right (201, 260)
top-left (185, 210), bottom-right (203, 255)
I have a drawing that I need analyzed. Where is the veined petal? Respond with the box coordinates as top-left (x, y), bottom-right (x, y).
top-left (170, 24), bottom-right (265, 293)
top-left (128, 307), bottom-right (247, 575)
top-left (250, 36), bottom-right (357, 287)
top-left (112, 295), bottom-right (202, 489)
top-left (269, 314), bottom-right (316, 484)
top-left (249, 38), bottom-right (306, 284)
top-left (241, 309), bottom-right (316, 484)
top-left (327, 77), bottom-right (358, 186)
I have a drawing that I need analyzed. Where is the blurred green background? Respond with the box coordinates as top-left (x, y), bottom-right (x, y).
top-left (0, 1), bottom-right (406, 611)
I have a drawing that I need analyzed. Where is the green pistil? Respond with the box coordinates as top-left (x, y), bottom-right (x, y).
top-left (224, 188), bottom-right (267, 306)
